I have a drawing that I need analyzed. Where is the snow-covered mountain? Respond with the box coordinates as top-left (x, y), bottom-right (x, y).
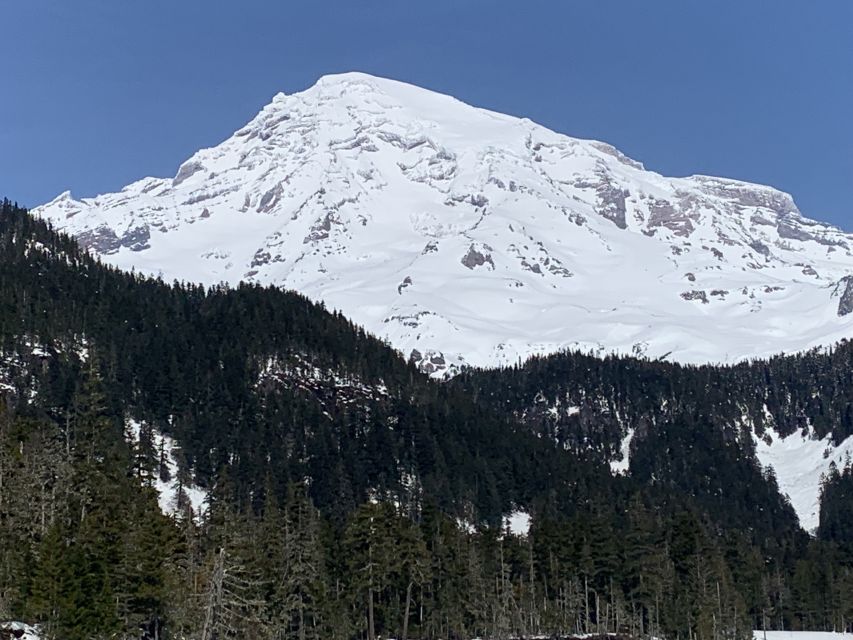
top-left (34, 72), bottom-right (853, 375)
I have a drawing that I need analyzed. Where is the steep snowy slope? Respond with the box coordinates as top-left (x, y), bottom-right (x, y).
top-left (34, 72), bottom-right (853, 375)
top-left (753, 427), bottom-right (853, 533)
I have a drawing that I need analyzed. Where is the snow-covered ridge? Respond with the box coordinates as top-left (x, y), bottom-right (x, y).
top-left (34, 71), bottom-right (853, 375)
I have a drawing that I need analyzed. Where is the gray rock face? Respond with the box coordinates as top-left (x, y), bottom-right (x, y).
top-left (589, 141), bottom-right (645, 170)
top-left (461, 244), bottom-right (494, 270)
top-left (304, 212), bottom-right (337, 243)
top-left (251, 250), bottom-right (271, 268)
top-left (408, 349), bottom-right (451, 376)
top-left (76, 224), bottom-right (150, 254)
top-left (647, 198), bottom-right (695, 237)
top-left (397, 276), bottom-right (413, 294)
top-left (257, 183), bottom-right (284, 213)
top-left (121, 226), bottom-right (151, 252)
top-left (835, 276), bottom-right (853, 316)
top-left (596, 184), bottom-right (629, 229)
top-left (75, 225), bottom-right (120, 253)
top-left (777, 218), bottom-right (847, 248)
top-left (173, 161), bottom-right (205, 187)
top-left (777, 221), bottom-right (815, 243)
top-left (750, 240), bottom-right (770, 256)
top-left (680, 290), bottom-right (709, 304)
top-left (692, 176), bottom-right (800, 216)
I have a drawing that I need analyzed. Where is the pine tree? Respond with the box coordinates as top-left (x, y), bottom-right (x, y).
top-left (199, 524), bottom-right (268, 640)
top-left (395, 515), bottom-right (430, 640)
top-left (343, 502), bottom-right (398, 640)
top-left (265, 483), bottom-right (328, 640)
top-left (26, 523), bottom-right (67, 637)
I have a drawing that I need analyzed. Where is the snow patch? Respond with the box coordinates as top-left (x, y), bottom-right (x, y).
top-left (609, 428), bottom-right (635, 475)
top-left (504, 509), bottom-right (531, 537)
top-left (456, 517), bottom-right (477, 534)
top-left (0, 622), bottom-right (41, 640)
top-left (126, 420), bottom-right (208, 521)
top-left (753, 632), bottom-right (853, 640)
top-left (753, 427), bottom-right (853, 533)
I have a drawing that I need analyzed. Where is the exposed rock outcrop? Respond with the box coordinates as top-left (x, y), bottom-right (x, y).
top-left (834, 276), bottom-right (853, 317)
top-left (461, 243), bottom-right (494, 270)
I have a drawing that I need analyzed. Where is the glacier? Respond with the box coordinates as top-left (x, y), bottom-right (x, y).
top-left (33, 72), bottom-right (853, 376)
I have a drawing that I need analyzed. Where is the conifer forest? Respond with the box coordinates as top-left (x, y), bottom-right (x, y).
top-left (4, 199), bottom-right (853, 640)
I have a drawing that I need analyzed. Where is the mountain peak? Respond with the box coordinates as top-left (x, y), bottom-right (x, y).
top-left (33, 75), bottom-right (853, 375)
top-left (266, 72), bottom-right (398, 103)
top-left (263, 71), bottom-right (467, 112)
top-left (308, 71), bottom-right (459, 100)
top-left (313, 70), bottom-right (399, 87)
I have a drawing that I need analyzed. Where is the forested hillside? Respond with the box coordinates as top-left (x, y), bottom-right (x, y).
top-left (0, 198), bottom-right (569, 520)
top-left (3, 199), bottom-right (853, 640)
top-left (455, 344), bottom-right (853, 452)
top-left (454, 344), bottom-right (853, 524)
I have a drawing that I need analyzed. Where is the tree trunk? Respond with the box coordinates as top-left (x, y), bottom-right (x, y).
top-left (202, 548), bottom-right (225, 640)
top-left (368, 587), bottom-right (376, 640)
top-left (402, 580), bottom-right (414, 640)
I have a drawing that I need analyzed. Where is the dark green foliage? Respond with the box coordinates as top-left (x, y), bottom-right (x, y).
top-left (0, 199), bottom-right (556, 524)
top-left (2, 199), bottom-right (853, 638)
top-left (819, 463), bottom-right (853, 545)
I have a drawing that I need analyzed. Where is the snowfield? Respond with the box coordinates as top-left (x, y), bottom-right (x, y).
top-left (753, 427), bottom-right (853, 533)
top-left (32, 72), bottom-right (853, 377)
top-left (2, 621), bottom-right (845, 640)
top-left (754, 632), bottom-right (853, 640)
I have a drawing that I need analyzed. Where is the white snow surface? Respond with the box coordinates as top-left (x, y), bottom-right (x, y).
top-left (33, 72), bottom-right (853, 375)
top-left (126, 420), bottom-right (208, 520)
top-left (753, 427), bottom-right (853, 533)
top-left (754, 632), bottom-right (853, 640)
top-left (505, 509), bottom-right (532, 537)
top-left (609, 428), bottom-right (635, 475)
top-left (0, 622), bottom-right (41, 640)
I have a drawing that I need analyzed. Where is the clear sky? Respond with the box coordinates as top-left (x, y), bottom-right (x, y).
top-left (2, 1), bottom-right (851, 227)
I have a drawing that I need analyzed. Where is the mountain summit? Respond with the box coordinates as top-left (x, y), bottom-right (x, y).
top-left (35, 72), bottom-right (853, 374)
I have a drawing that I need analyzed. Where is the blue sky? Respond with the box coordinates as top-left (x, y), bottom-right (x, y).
top-left (2, 1), bottom-right (851, 227)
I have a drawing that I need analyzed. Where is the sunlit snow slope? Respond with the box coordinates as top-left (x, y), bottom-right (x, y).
top-left (34, 72), bottom-right (853, 375)
top-left (753, 427), bottom-right (853, 533)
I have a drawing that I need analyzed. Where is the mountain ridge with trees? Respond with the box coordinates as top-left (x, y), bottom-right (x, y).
top-left (3, 199), bottom-right (853, 640)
